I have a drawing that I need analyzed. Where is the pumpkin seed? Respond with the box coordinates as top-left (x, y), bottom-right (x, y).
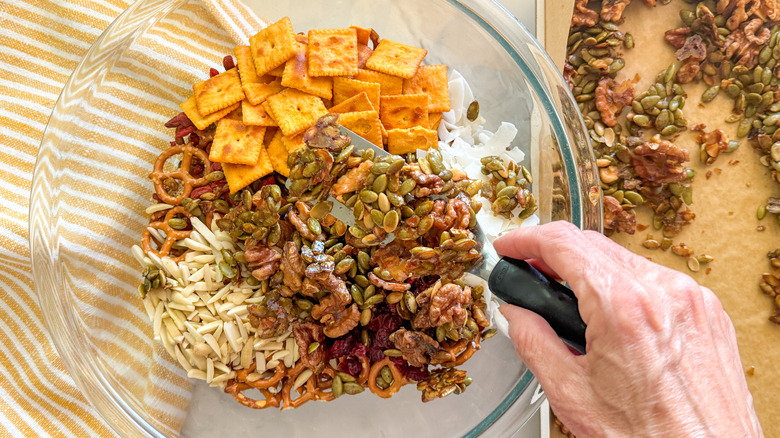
top-left (661, 125), bottom-right (678, 137)
top-left (331, 375), bottom-right (344, 398)
top-left (380, 366), bottom-right (394, 384)
top-left (467, 100), bottom-right (479, 121)
top-left (701, 85), bottom-right (720, 103)
top-left (687, 256), bottom-right (700, 272)
top-left (383, 210), bottom-right (400, 233)
top-left (363, 294), bottom-right (384, 307)
top-left (370, 209), bottom-right (385, 227)
top-left (343, 382), bottom-right (364, 395)
top-left (386, 292), bottom-right (403, 304)
top-left (360, 308), bottom-right (372, 326)
top-left (350, 284), bottom-right (364, 306)
top-left (399, 178), bottom-right (416, 195)
top-left (632, 114), bottom-right (651, 127)
top-left (167, 218), bottom-right (188, 230)
top-left (404, 291), bottom-right (417, 314)
top-left (758, 204), bottom-right (768, 220)
top-left (737, 118), bottom-right (753, 138)
top-left (383, 349), bottom-right (404, 357)
top-left (336, 371), bottom-right (356, 383)
top-left (307, 217), bottom-right (322, 235)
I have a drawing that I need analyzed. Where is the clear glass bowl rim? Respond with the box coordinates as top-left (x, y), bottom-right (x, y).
top-left (29, 0), bottom-right (602, 436)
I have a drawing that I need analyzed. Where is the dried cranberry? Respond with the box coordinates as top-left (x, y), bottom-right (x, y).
top-left (339, 356), bottom-right (363, 377)
top-left (367, 346), bottom-right (385, 362)
top-left (175, 125), bottom-right (195, 139)
top-left (223, 55), bottom-right (236, 71)
top-left (210, 162), bottom-right (223, 172)
top-left (409, 275), bottom-right (439, 296)
top-left (328, 332), bottom-right (365, 359)
top-left (209, 67), bottom-right (219, 77)
top-left (400, 364), bottom-right (430, 382)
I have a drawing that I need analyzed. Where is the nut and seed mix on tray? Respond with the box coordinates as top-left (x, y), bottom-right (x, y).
top-left (133, 17), bottom-right (532, 410)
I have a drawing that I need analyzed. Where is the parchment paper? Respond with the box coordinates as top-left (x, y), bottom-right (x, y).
top-left (545, 1), bottom-right (780, 436)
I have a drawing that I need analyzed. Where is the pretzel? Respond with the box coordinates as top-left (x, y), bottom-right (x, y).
top-left (281, 362), bottom-right (319, 409)
top-left (442, 332), bottom-right (481, 367)
top-left (149, 144), bottom-right (210, 205)
top-left (142, 206), bottom-right (192, 262)
top-left (224, 381), bottom-right (282, 409)
top-left (367, 357), bottom-right (407, 398)
top-left (238, 362), bottom-right (287, 389)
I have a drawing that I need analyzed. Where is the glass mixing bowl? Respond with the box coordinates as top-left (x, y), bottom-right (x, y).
top-left (30, 0), bottom-right (601, 436)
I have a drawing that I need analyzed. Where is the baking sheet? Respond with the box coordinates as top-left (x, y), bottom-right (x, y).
top-left (544, 1), bottom-right (780, 436)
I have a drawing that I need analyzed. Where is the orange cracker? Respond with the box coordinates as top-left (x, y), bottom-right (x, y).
top-left (337, 111), bottom-right (383, 146)
top-left (266, 130), bottom-right (290, 177)
top-left (235, 45), bottom-right (260, 85)
top-left (282, 132), bottom-right (306, 152)
top-left (427, 112), bottom-right (443, 130)
top-left (180, 97), bottom-right (238, 131)
top-left (249, 17), bottom-right (297, 76)
top-left (402, 64), bottom-right (450, 112)
top-left (209, 118), bottom-right (266, 165)
top-left (365, 39), bottom-right (427, 79)
top-left (379, 93), bottom-right (429, 130)
top-left (307, 28), bottom-right (358, 77)
top-left (282, 40), bottom-right (333, 99)
top-left (266, 64), bottom-right (285, 76)
top-left (265, 88), bottom-right (328, 136)
top-left (243, 77), bottom-right (284, 106)
top-left (386, 126), bottom-right (438, 155)
top-left (333, 77), bottom-right (380, 113)
top-left (223, 145), bottom-right (273, 194)
top-left (356, 68), bottom-right (403, 96)
top-left (350, 25), bottom-right (377, 46)
top-left (242, 99), bottom-right (276, 126)
top-left (193, 68), bottom-right (245, 116)
top-left (328, 91), bottom-right (375, 113)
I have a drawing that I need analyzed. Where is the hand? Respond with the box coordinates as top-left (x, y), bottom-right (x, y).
top-left (494, 221), bottom-right (763, 438)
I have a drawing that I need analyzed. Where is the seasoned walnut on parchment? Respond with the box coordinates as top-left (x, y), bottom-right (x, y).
top-left (631, 137), bottom-right (690, 184)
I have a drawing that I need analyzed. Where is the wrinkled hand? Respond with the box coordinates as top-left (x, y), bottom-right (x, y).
top-left (494, 221), bottom-right (763, 438)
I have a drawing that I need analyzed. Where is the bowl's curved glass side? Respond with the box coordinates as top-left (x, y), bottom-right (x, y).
top-left (457, 0), bottom-right (602, 233)
top-left (31, 1), bottom-right (199, 437)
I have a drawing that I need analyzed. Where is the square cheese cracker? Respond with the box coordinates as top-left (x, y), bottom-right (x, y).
top-left (243, 77), bottom-right (284, 106)
top-left (209, 118), bottom-right (266, 165)
top-left (235, 45), bottom-right (261, 85)
top-left (386, 126), bottom-right (438, 155)
top-left (242, 99), bottom-right (276, 126)
top-left (180, 97), bottom-right (238, 131)
top-left (328, 91), bottom-right (375, 113)
top-left (307, 28), bottom-right (358, 77)
top-left (265, 88), bottom-right (328, 136)
top-left (223, 144), bottom-right (273, 194)
top-left (337, 111), bottom-right (383, 147)
top-left (365, 39), bottom-right (427, 79)
top-left (282, 39), bottom-right (333, 99)
top-left (402, 64), bottom-right (450, 112)
top-left (333, 77), bottom-right (380, 112)
top-left (193, 68), bottom-right (245, 116)
top-left (265, 130), bottom-right (290, 177)
top-left (356, 68), bottom-right (403, 96)
top-left (249, 17), bottom-right (297, 77)
top-left (379, 93), bottom-right (429, 130)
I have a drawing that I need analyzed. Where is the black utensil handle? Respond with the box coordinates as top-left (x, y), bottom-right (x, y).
top-left (488, 257), bottom-right (587, 354)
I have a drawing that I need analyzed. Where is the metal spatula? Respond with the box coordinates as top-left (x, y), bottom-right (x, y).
top-left (298, 126), bottom-right (587, 354)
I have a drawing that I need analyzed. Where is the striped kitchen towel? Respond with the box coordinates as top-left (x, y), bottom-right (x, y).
top-left (1, 0), bottom-right (265, 436)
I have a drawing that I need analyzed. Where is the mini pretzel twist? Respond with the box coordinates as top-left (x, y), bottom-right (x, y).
top-left (149, 144), bottom-right (210, 205)
top-left (224, 381), bottom-right (282, 410)
top-left (142, 206), bottom-right (192, 262)
top-left (367, 357), bottom-right (408, 399)
top-left (442, 332), bottom-right (481, 367)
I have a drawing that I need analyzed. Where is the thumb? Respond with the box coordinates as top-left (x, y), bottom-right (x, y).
top-left (500, 304), bottom-right (581, 386)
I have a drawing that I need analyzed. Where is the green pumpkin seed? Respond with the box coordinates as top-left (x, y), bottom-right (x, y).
top-left (350, 284), bottom-right (364, 306)
top-left (701, 85), bottom-right (720, 103)
top-left (758, 204), bottom-right (768, 220)
top-left (335, 144), bottom-right (354, 163)
top-left (467, 100), bottom-right (479, 121)
top-left (631, 100), bottom-right (645, 114)
top-left (167, 218), bottom-right (188, 230)
top-left (310, 201), bottom-right (333, 219)
top-left (661, 125), bottom-right (678, 137)
top-left (331, 375), bottom-right (344, 398)
top-left (404, 291), bottom-right (417, 314)
top-left (383, 210), bottom-right (399, 233)
top-left (307, 217), bottom-right (322, 235)
top-left (218, 261), bottom-right (236, 278)
top-left (349, 225), bottom-right (366, 239)
top-left (737, 118), bottom-right (753, 138)
top-left (372, 174), bottom-right (388, 193)
top-left (399, 178), bottom-right (416, 195)
top-left (725, 83), bottom-right (741, 98)
top-left (383, 349), bottom-right (403, 357)
top-left (380, 366), bottom-right (393, 384)
top-left (342, 382), bottom-right (364, 395)
top-left (360, 308), bottom-right (372, 326)
top-left (360, 190), bottom-right (378, 204)
top-left (632, 114), bottom-right (650, 127)
top-left (377, 193), bottom-right (391, 213)
top-left (624, 33), bottom-right (634, 49)
top-left (370, 209), bottom-right (385, 227)
top-left (640, 95), bottom-right (661, 110)
top-left (363, 294), bottom-right (384, 307)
